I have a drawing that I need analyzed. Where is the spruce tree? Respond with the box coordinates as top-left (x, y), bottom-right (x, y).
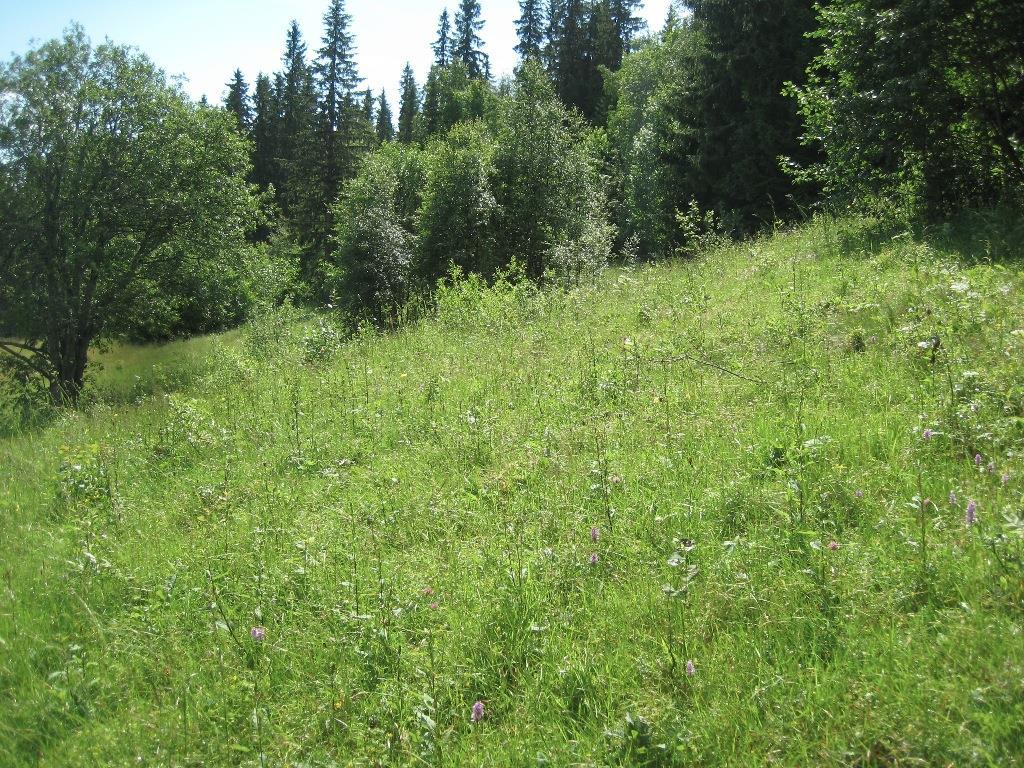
top-left (609, 0), bottom-right (644, 63)
top-left (375, 90), bottom-right (395, 142)
top-left (251, 73), bottom-right (277, 189)
top-left (224, 69), bottom-right (251, 133)
top-left (551, 0), bottom-right (598, 118)
top-left (543, 0), bottom-right (565, 72)
top-left (453, 0), bottom-right (490, 79)
top-left (662, 0), bottom-right (820, 228)
top-left (361, 89), bottom-right (374, 122)
top-left (315, 0), bottom-right (360, 135)
top-left (663, 3), bottom-right (681, 35)
top-left (398, 64), bottom-right (419, 143)
top-left (516, 0), bottom-right (546, 60)
top-left (433, 9), bottom-right (453, 68)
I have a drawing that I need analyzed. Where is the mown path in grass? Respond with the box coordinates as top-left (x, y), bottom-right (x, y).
top-left (1, 215), bottom-right (1023, 766)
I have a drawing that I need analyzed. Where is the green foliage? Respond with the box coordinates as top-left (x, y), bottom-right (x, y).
top-left (418, 62), bottom-right (498, 142)
top-left (418, 122), bottom-right (498, 283)
top-left (328, 143), bottom-right (426, 321)
top-left (453, 0), bottom-right (490, 80)
top-left (605, 27), bottom-right (695, 258)
top-left (330, 62), bottom-right (611, 315)
top-left (490, 61), bottom-right (611, 281)
top-left (661, 0), bottom-right (820, 230)
top-left (4, 216), bottom-right (1024, 764)
top-left (0, 26), bottom-right (258, 403)
top-left (791, 0), bottom-right (1024, 216)
top-left (397, 63), bottom-right (419, 143)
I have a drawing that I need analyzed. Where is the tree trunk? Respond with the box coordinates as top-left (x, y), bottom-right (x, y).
top-left (48, 332), bottom-right (90, 406)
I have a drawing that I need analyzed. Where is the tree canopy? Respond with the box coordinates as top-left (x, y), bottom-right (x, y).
top-left (0, 27), bottom-right (258, 402)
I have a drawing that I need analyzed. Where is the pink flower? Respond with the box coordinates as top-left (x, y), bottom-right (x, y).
top-left (422, 587), bottom-right (435, 597)
top-left (590, 526), bottom-right (600, 543)
top-left (589, 552), bottom-right (599, 565)
top-left (685, 660), bottom-right (696, 677)
top-left (250, 626), bottom-right (267, 643)
top-left (966, 501), bottom-right (977, 527)
top-left (471, 700), bottom-right (485, 723)
top-left (923, 429), bottom-right (934, 440)
top-left (429, 602), bottom-right (439, 611)
top-left (827, 541), bottom-right (840, 551)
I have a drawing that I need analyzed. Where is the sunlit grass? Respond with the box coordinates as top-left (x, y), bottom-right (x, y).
top-left (1, 215), bottom-right (1022, 766)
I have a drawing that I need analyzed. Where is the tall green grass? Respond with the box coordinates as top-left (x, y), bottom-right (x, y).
top-left (1, 215), bottom-right (1022, 766)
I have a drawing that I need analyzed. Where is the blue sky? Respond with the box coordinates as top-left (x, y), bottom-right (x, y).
top-left (1, 1), bottom-right (675, 108)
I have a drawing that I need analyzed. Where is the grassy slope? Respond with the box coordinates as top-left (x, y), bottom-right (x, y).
top-left (2, 216), bottom-right (1023, 766)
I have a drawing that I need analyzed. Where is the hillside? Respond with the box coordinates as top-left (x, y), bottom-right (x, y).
top-left (2, 215), bottom-right (1023, 766)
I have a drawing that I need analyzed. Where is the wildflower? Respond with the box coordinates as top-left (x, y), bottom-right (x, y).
top-left (591, 526), bottom-right (600, 543)
top-left (685, 660), bottom-right (696, 677)
top-left (429, 602), bottom-right (439, 611)
top-left (250, 627), bottom-right (267, 643)
top-left (855, 490), bottom-right (864, 499)
top-left (949, 491), bottom-right (958, 506)
top-left (471, 700), bottom-right (485, 723)
top-left (1002, 472), bottom-right (1010, 486)
top-left (987, 461), bottom-right (996, 474)
top-left (589, 552), bottom-right (599, 565)
top-left (966, 501), bottom-right (977, 527)
top-left (923, 429), bottom-right (934, 440)
top-left (828, 540), bottom-right (840, 551)
top-left (422, 587), bottom-right (435, 597)
top-left (975, 454), bottom-right (983, 467)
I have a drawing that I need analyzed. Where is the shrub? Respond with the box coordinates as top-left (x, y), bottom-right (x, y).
top-left (327, 144), bottom-right (426, 323)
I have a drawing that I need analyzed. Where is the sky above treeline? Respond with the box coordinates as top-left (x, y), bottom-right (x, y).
top-left (1, 0), bottom-right (676, 107)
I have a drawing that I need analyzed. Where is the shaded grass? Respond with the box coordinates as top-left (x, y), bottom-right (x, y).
top-left (1, 215), bottom-right (1023, 766)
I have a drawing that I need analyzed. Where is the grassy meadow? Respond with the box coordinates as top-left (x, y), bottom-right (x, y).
top-left (2, 215), bottom-right (1023, 766)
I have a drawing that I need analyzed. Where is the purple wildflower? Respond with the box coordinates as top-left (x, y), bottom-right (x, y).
top-left (685, 660), bottom-right (696, 677)
top-left (591, 526), bottom-right (600, 543)
top-left (589, 552), bottom-right (599, 565)
top-left (923, 429), bottom-right (934, 440)
top-left (471, 700), bottom-right (485, 723)
top-left (1002, 472), bottom-right (1010, 486)
top-left (250, 626), bottom-right (267, 643)
top-left (855, 490), bottom-right (864, 499)
top-left (975, 454), bottom-right (984, 467)
top-left (949, 491), bottom-right (958, 506)
top-left (966, 501), bottom-right (977, 527)
top-left (429, 602), bottom-right (439, 611)
top-left (828, 540), bottom-right (840, 552)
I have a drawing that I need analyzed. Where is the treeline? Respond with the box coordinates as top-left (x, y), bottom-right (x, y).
top-left (1, 1), bottom-right (1021, 403)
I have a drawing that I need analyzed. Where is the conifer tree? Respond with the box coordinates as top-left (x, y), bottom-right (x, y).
top-left (551, 0), bottom-right (598, 118)
top-left (662, 0), bottom-right (820, 228)
top-left (315, 0), bottom-right (360, 135)
top-left (251, 73), bottom-right (277, 189)
top-left (433, 10), bottom-right (453, 68)
top-left (543, 0), bottom-right (565, 72)
top-left (375, 90), bottom-right (395, 142)
top-left (609, 0), bottom-right (644, 63)
top-left (398, 64), bottom-right (419, 143)
top-left (663, 3), bottom-right (681, 35)
top-left (516, 0), bottom-right (546, 60)
top-left (224, 69), bottom-right (252, 133)
top-left (278, 20), bottom-right (317, 203)
top-left (453, 0), bottom-right (490, 79)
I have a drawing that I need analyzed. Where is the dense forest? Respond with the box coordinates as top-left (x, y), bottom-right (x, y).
top-left (1, 0), bottom-right (1022, 404)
